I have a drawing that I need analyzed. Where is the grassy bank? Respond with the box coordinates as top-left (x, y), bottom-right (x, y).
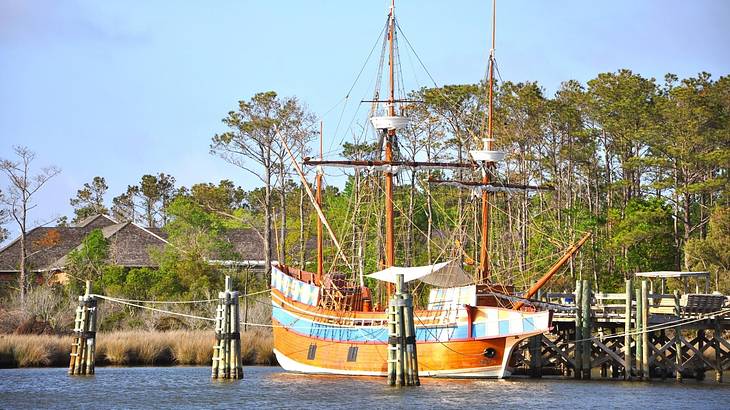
top-left (0, 330), bottom-right (275, 368)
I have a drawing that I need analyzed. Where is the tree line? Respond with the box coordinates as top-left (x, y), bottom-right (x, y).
top-left (1, 69), bottom-right (728, 306)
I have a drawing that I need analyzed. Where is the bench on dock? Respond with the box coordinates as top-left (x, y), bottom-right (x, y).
top-left (681, 294), bottom-right (727, 314)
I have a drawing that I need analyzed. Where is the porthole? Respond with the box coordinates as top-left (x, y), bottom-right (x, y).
top-left (483, 348), bottom-right (497, 358)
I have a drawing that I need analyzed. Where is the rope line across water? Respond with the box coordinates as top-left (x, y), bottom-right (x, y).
top-left (90, 288), bottom-right (272, 305)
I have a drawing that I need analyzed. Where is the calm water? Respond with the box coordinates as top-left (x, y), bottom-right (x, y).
top-left (1, 366), bottom-right (728, 409)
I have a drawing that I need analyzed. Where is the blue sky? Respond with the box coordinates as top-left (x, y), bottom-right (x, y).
top-left (1, 0), bottom-right (728, 234)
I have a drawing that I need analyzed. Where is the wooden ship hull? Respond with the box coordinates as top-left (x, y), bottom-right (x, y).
top-left (271, 264), bottom-right (552, 378)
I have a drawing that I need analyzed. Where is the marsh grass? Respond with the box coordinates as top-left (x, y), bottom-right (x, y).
top-left (0, 334), bottom-right (70, 367)
top-left (0, 330), bottom-right (274, 368)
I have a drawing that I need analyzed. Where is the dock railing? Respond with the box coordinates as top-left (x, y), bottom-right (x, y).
top-left (545, 291), bottom-right (727, 322)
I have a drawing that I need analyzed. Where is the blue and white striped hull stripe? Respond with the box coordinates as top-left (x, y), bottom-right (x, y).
top-left (273, 303), bottom-right (540, 343)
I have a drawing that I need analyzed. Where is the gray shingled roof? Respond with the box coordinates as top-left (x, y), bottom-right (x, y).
top-left (106, 223), bottom-right (168, 267)
top-left (0, 214), bottom-right (118, 272)
top-left (0, 214), bottom-right (294, 272)
top-left (47, 222), bottom-right (169, 270)
top-left (0, 227), bottom-right (92, 272)
top-left (219, 229), bottom-right (264, 261)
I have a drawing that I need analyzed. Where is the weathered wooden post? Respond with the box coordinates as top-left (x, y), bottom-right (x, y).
top-left (696, 328), bottom-right (706, 381)
top-left (660, 329), bottom-right (668, 380)
top-left (641, 280), bottom-right (649, 380)
top-left (581, 280), bottom-right (591, 380)
top-left (529, 332), bottom-right (542, 378)
top-left (674, 290), bottom-right (683, 382)
top-left (403, 291), bottom-right (420, 386)
top-left (575, 282), bottom-right (582, 378)
top-left (212, 275), bottom-right (243, 380)
top-left (635, 287), bottom-right (643, 379)
top-left (387, 299), bottom-right (398, 385)
top-left (396, 289), bottom-right (405, 386)
top-left (715, 319), bottom-right (723, 383)
top-left (68, 280), bottom-right (97, 376)
top-left (387, 273), bottom-right (419, 387)
top-left (611, 327), bottom-right (621, 379)
top-left (624, 278), bottom-right (633, 380)
top-left (529, 289), bottom-right (543, 378)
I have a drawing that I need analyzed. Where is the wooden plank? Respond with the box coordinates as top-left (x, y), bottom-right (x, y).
top-left (593, 338), bottom-right (626, 368)
top-left (594, 293), bottom-right (627, 300)
top-left (678, 335), bottom-right (716, 369)
top-left (542, 336), bottom-right (576, 368)
top-left (648, 339), bottom-right (676, 369)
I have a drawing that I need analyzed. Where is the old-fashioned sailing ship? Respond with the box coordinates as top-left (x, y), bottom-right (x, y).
top-left (270, 1), bottom-right (588, 378)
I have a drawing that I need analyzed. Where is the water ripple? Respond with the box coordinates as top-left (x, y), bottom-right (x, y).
top-left (0, 367), bottom-right (728, 409)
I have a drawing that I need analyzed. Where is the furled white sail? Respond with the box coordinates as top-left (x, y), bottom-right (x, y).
top-left (366, 260), bottom-right (473, 287)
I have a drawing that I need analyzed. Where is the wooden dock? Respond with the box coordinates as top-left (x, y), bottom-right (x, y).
top-left (512, 279), bottom-right (730, 382)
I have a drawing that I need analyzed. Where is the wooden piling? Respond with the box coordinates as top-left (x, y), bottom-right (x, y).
top-left (398, 298), bottom-right (406, 386)
top-left (674, 290), bottom-right (683, 382)
top-left (624, 278), bottom-right (633, 380)
top-left (233, 290), bottom-right (243, 379)
top-left (641, 280), bottom-right (649, 380)
top-left (581, 280), bottom-right (591, 380)
top-left (403, 293), bottom-right (420, 386)
top-left (224, 290), bottom-right (232, 378)
top-left (387, 301), bottom-right (397, 385)
top-left (529, 290), bottom-right (544, 378)
top-left (696, 329), bottom-right (706, 381)
top-left (68, 280), bottom-right (97, 376)
top-left (635, 287), bottom-right (643, 379)
top-left (212, 275), bottom-right (243, 380)
top-left (574, 280), bottom-right (583, 379)
top-left (387, 273), bottom-right (418, 387)
top-left (715, 319), bottom-right (723, 383)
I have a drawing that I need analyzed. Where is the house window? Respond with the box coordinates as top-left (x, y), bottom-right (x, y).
top-left (307, 344), bottom-right (317, 360)
top-left (347, 346), bottom-right (358, 362)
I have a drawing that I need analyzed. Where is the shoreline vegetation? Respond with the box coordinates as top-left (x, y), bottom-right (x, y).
top-left (0, 330), bottom-right (275, 368)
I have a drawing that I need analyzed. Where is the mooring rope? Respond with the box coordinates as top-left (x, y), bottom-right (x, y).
top-left (411, 304), bottom-right (730, 359)
top-left (90, 288), bottom-right (272, 305)
top-left (94, 290), bottom-right (729, 356)
top-left (94, 291), bottom-right (390, 332)
top-left (92, 294), bottom-right (216, 322)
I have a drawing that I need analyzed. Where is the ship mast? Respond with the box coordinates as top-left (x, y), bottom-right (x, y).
top-left (316, 121), bottom-right (324, 283)
top-left (479, 0), bottom-right (497, 282)
top-left (384, 0), bottom-right (396, 295)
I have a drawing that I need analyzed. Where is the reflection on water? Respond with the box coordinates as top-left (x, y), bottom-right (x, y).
top-left (1, 366), bottom-right (728, 409)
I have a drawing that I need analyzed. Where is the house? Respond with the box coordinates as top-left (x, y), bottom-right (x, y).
top-left (0, 214), bottom-right (167, 285)
top-left (0, 214), bottom-right (268, 287)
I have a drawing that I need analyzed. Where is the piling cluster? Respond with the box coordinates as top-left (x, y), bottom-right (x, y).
top-left (212, 276), bottom-right (244, 380)
top-left (68, 281), bottom-right (98, 376)
top-left (624, 279), bottom-right (653, 380)
top-left (387, 273), bottom-right (420, 387)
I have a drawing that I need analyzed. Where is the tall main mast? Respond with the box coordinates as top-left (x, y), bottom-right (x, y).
top-left (479, 0), bottom-right (497, 282)
top-left (384, 0), bottom-right (396, 281)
